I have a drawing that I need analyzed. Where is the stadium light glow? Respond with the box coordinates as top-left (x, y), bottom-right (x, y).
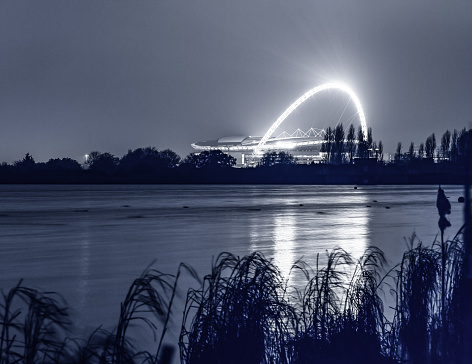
top-left (252, 82), bottom-right (367, 158)
top-left (273, 141), bottom-right (297, 150)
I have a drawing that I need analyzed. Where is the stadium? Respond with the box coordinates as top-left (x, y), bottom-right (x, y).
top-left (191, 128), bottom-right (327, 166)
top-left (191, 82), bottom-right (368, 166)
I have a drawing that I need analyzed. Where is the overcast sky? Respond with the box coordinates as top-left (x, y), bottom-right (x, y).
top-left (1, 0), bottom-right (471, 163)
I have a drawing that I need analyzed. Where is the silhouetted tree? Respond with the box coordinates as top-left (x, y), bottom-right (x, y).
top-left (181, 150), bottom-right (236, 169)
top-left (407, 142), bottom-right (415, 161)
top-left (87, 152), bottom-right (119, 175)
top-left (321, 127), bottom-right (334, 163)
top-left (451, 129), bottom-right (459, 162)
top-left (418, 143), bottom-right (425, 160)
top-left (377, 140), bottom-right (384, 162)
top-left (457, 128), bottom-right (472, 161)
top-left (346, 124), bottom-right (356, 164)
top-left (440, 130), bottom-right (451, 161)
top-left (159, 149), bottom-right (181, 168)
top-left (119, 147), bottom-right (181, 174)
top-left (372, 141), bottom-right (378, 160)
top-left (14, 153), bottom-right (36, 171)
top-left (332, 124), bottom-right (345, 164)
top-left (260, 151), bottom-right (277, 167)
top-left (356, 126), bottom-right (369, 158)
top-left (46, 158), bottom-right (82, 171)
top-left (394, 142), bottom-right (402, 161)
top-left (259, 151), bottom-right (296, 167)
top-left (367, 127), bottom-right (373, 156)
top-left (84, 151), bottom-right (101, 168)
top-left (425, 133), bottom-right (436, 158)
top-left (119, 147), bottom-right (157, 173)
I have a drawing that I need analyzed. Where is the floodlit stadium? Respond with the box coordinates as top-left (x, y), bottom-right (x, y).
top-left (191, 82), bottom-right (367, 166)
top-left (191, 128), bottom-right (327, 165)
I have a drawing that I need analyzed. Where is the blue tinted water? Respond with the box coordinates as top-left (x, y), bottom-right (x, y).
top-left (0, 184), bottom-right (464, 347)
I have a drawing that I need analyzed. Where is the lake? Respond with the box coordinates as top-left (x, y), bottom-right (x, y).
top-left (0, 184), bottom-right (465, 351)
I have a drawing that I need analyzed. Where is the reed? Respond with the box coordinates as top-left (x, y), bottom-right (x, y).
top-left (93, 262), bottom-right (199, 364)
top-left (289, 249), bottom-right (352, 363)
top-left (286, 247), bottom-right (396, 364)
top-left (0, 279), bottom-right (70, 363)
top-left (0, 262), bottom-right (199, 364)
top-left (180, 252), bottom-right (296, 364)
top-left (179, 229), bottom-right (465, 363)
top-left (384, 228), bottom-right (465, 364)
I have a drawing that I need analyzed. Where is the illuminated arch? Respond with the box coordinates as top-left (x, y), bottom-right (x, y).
top-left (252, 82), bottom-right (367, 158)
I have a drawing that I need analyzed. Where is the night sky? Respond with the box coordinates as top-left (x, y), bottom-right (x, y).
top-left (1, 1), bottom-right (471, 163)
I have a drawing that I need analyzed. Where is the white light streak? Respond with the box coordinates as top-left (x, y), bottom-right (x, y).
top-left (252, 82), bottom-right (367, 158)
top-left (273, 141), bottom-right (296, 150)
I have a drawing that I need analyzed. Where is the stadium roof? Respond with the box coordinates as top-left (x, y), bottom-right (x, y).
top-left (191, 129), bottom-right (325, 152)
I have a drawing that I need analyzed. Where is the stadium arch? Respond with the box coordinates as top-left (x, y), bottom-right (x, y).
top-left (251, 82), bottom-right (367, 159)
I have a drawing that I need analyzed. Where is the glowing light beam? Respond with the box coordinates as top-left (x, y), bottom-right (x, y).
top-left (252, 82), bottom-right (367, 158)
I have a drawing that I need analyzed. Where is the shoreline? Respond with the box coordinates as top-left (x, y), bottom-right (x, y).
top-left (0, 162), bottom-right (465, 185)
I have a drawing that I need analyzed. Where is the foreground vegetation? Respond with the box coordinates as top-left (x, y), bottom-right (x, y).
top-left (0, 222), bottom-right (468, 363)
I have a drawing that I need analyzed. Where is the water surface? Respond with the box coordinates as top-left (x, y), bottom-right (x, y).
top-left (0, 184), bottom-right (464, 337)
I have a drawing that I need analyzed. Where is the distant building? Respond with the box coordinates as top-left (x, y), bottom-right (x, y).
top-left (191, 128), bottom-right (326, 166)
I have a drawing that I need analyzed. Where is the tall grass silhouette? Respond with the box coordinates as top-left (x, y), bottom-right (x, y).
top-left (178, 231), bottom-right (464, 364)
top-left (0, 264), bottom-right (199, 364)
top-left (179, 252), bottom-right (296, 364)
top-left (0, 279), bottom-right (70, 363)
top-left (387, 230), bottom-right (464, 364)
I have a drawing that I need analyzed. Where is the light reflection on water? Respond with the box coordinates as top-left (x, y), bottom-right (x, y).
top-left (272, 212), bottom-right (296, 279)
top-left (250, 189), bottom-right (370, 285)
top-left (77, 226), bottom-right (91, 319)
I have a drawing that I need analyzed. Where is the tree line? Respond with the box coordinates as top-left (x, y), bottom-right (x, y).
top-left (319, 125), bottom-right (472, 166)
top-left (0, 148), bottom-right (237, 176)
top-left (321, 124), bottom-right (383, 164)
top-left (393, 128), bottom-right (471, 163)
top-left (2, 127), bottom-right (472, 184)
top-left (3, 126), bottom-right (469, 174)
